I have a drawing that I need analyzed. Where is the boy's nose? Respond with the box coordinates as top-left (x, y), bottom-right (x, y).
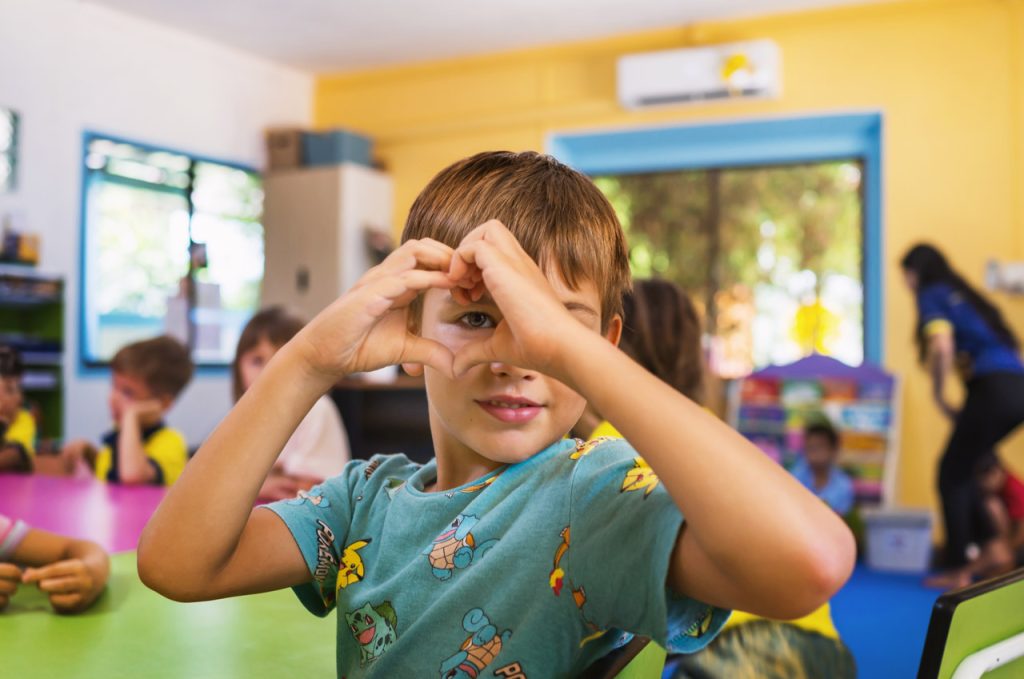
top-left (488, 362), bottom-right (535, 380)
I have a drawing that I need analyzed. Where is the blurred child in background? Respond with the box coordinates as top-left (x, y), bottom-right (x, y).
top-left (573, 277), bottom-right (704, 440)
top-left (0, 346), bottom-right (36, 472)
top-left (233, 307), bottom-right (350, 501)
top-left (928, 453), bottom-right (1024, 589)
top-left (61, 336), bottom-right (193, 486)
top-left (792, 420), bottom-right (855, 516)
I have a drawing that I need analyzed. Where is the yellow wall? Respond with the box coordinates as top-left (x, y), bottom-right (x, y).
top-left (314, 0), bottom-right (1024, 511)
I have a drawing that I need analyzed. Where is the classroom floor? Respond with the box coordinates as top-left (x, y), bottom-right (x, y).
top-left (831, 565), bottom-right (941, 678)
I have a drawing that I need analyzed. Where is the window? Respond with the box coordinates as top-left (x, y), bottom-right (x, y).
top-left (594, 161), bottom-right (864, 377)
top-left (0, 107), bottom-right (18, 193)
top-left (551, 113), bottom-right (883, 367)
top-left (81, 135), bottom-right (264, 366)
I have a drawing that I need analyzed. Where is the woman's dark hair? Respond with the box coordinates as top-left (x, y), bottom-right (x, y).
top-left (901, 243), bottom-right (1018, 363)
top-left (231, 307), bottom-right (305, 401)
top-left (620, 278), bottom-right (705, 405)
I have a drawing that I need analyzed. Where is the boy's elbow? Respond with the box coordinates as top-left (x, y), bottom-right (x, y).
top-left (781, 522), bottom-right (857, 619)
top-left (120, 464), bottom-right (156, 485)
top-left (137, 536), bottom-right (206, 603)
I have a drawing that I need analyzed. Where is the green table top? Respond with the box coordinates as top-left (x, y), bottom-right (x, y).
top-left (0, 552), bottom-right (336, 678)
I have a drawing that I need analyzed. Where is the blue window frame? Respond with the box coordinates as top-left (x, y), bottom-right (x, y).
top-left (79, 132), bottom-right (265, 369)
top-left (549, 113), bottom-right (884, 366)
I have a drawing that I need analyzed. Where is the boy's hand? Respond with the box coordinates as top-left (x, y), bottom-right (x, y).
top-left (0, 563), bottom-right (21, 609)
top-left (22, 559), bottom-right (103, 613)
top-left (60, 439), bottom-right (97, 473)
top-left (122, 399), bottom-right (165, 425)
top-left (293, 239), bottom-right (458, 382)
top-left (448, 220), bottom-right (586, 380)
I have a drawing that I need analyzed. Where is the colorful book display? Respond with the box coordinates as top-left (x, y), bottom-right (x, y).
top-left (729, 354), bottom-right (900, 508)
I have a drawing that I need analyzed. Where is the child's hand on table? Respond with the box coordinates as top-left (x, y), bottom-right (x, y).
top-left (60, 439), bottom-right (98, 476)
top-left (22, 558), bottom-right (105, 613)
top-left (0, 562), bottom-right (21, 609)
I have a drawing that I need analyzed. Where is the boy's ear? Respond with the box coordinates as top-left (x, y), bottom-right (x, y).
top-left (402, 363), bottom-right (424, 377)
top-left (604, 314), bottom-right (623, 347)
top-left (158, 394), bottom-right (174, 411)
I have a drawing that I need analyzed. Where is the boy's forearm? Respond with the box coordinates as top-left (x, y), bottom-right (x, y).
top-left (560, 329), bottom-right (853, 609)
top-left (117, 417), bottom-right (155, 484)
top-left (139, 346), bottom-right (329, 591)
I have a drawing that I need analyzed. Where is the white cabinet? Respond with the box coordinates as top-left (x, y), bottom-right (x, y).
top-left (262, 164), bottom-right (393, 320)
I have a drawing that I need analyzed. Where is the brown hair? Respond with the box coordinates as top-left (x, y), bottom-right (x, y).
top-left (0, 345), bottom-right (23, 379)
top-left (401, 151), bottom-right (631, 329)
top-left (620, 278), bottom-right (705, 405)
top-left (111, 336), bottom-right (194, 400)
top-left (231, 307), bottom-right (305, 401)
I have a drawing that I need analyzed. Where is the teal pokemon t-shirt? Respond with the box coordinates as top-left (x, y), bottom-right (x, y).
top-left (265, 437), bottom-right (729, 677)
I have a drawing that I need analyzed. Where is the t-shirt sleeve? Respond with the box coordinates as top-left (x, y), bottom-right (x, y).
top-left (917, 286), bottom-right (953, 337)
top-left (5, 410), bottom-right (37, 460)
top-left (144, 428), bottom-right (188, 486)
top-left (262, 458), bottom-right (366, 617)
top-left (565, 438), bottom-right (730, 654)
top-left (0, 513), bottom-right (29, 560)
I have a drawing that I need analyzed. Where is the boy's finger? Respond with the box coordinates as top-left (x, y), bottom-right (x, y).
top-left (452, 338), bottom-right (503, 378)
top-left (22, 560), bottom-right (84, 583)
top-left (0, 577), bottom-right (19, 596)
top-left (39, 576), bottom-right (88, 594)
top-left (0, 563), bottom-right (22, 580)
top-left (460, 220), bottom-right (524, 255)
top-left (49, 592), bottom-right (84, 612)
top-left (363, 271), bottom-right (456, 318)
top-left (378, 239), bottom-right (453, 276)
top-left (454, 239), bottom-right (509, 276)
top-left (401, 336), bottom-right (455, 379)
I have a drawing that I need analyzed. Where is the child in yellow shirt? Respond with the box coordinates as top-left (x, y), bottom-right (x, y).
top-left (0, 346), bottom-right (36, 472)
top-left (62, 336), bottom-right (193, 486)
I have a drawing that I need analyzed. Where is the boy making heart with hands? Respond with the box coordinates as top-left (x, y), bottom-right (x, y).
top-left (140, 151), bottom-right (853, 676)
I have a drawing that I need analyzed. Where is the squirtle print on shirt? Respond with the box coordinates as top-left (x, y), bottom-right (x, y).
top-left (424, 514), bottom-right (498, 581)
top-left (439, 608), bottom-right (512, 678)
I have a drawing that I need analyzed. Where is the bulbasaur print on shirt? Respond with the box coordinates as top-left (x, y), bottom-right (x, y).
top-left (266, 437), bottom-right (729, 676)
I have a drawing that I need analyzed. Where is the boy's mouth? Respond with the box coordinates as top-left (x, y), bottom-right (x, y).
top-left (476, 395), bottom-right (543, 424)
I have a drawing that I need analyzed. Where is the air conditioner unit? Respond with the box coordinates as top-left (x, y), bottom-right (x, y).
top-left (617, 39), bottom-right (781, 108)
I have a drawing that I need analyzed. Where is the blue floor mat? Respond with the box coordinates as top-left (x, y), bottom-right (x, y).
top-left (831, 565), bottom-right (942, 678)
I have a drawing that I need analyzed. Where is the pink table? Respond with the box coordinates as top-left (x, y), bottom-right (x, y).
top-left (0, 473), bottom-right (166, 553)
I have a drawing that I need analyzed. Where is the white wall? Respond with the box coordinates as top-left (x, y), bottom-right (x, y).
top-left (0, 0), bottom-right (313, 445)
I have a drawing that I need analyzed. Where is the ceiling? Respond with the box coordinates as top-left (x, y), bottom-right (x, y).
top-left (84, 0), bottom-right (885, 73)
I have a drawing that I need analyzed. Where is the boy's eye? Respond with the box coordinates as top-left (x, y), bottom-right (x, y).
top-left (459, 312), bottom-right (495, 329)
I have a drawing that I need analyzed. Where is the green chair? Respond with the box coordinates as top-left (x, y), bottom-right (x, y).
top-left (917, 566), bottom-right (1024, 679)
top-left (581, 637), bottom-right (667, 678)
